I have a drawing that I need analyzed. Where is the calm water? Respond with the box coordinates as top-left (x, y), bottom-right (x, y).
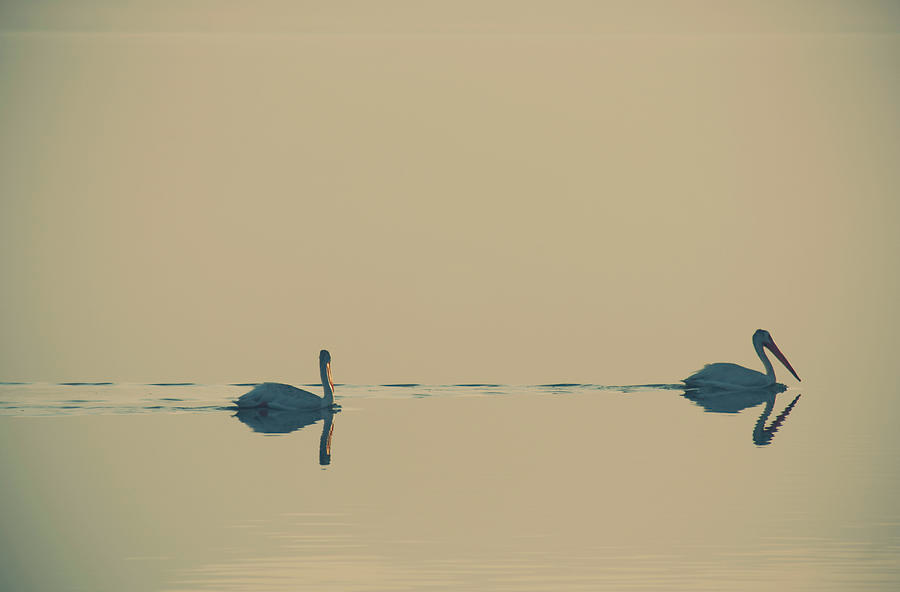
top-left (1, 378), bottom-right (898, 591)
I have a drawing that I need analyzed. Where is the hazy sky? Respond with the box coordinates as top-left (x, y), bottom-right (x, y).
top-left (1, 2), bottom-right (898, 384)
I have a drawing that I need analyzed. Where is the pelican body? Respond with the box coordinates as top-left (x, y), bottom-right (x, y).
top-left (684, 330), bottom-right (800, 390)
top-left (235, 350), bottom-right (336, 410)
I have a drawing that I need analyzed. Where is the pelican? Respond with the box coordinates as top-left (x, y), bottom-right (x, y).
top-left (235, 350), bottom-right (337, 410)
top-left (683, 329), bottom-right (800, 390)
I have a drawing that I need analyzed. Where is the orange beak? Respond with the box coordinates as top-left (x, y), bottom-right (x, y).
top-left (327, 363), bottom-right (335, 392)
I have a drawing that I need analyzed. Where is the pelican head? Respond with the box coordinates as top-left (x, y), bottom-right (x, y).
top-left (319, 349), bottom-right (331, 364)
top-left (753, 329), bottom-right (801, 382)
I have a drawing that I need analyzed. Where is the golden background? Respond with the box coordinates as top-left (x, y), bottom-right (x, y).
top-left (1, 2), bottom-right (897, 385)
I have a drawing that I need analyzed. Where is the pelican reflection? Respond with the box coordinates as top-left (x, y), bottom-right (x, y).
top-left (751, 392), bottom-right (801, 446)
top-left (683, 384), bottom-right (802, 446)
top-left (233, 407), bottom-right (337, 465)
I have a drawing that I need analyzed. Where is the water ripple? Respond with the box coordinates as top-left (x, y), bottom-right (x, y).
top-left (0, 382), bottom-right (688, 417)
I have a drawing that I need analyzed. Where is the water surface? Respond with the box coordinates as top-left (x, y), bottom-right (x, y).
top-left (1, 380), bottom-right (897, 591)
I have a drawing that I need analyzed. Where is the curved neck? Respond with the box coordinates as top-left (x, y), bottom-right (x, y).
top-left (320, 360), bottom-right (334, 405)
top-left (754, 338), bottom-right (776, 380)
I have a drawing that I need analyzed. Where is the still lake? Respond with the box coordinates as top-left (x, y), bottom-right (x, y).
top-left (1, 378), bottom-right (898, 591)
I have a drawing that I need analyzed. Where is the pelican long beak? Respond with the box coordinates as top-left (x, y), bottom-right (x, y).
top-left (327, 362), bottom-right (335, 392)
top-left (766, 340), bottom-right (801, 382)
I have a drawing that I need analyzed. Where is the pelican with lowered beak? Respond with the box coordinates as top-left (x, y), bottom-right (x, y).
top-left (684, 330), bottom-right (800, 390)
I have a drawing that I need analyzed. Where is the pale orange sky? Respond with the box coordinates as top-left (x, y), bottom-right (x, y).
top-left (1, 2), bottom-right (898, 384)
